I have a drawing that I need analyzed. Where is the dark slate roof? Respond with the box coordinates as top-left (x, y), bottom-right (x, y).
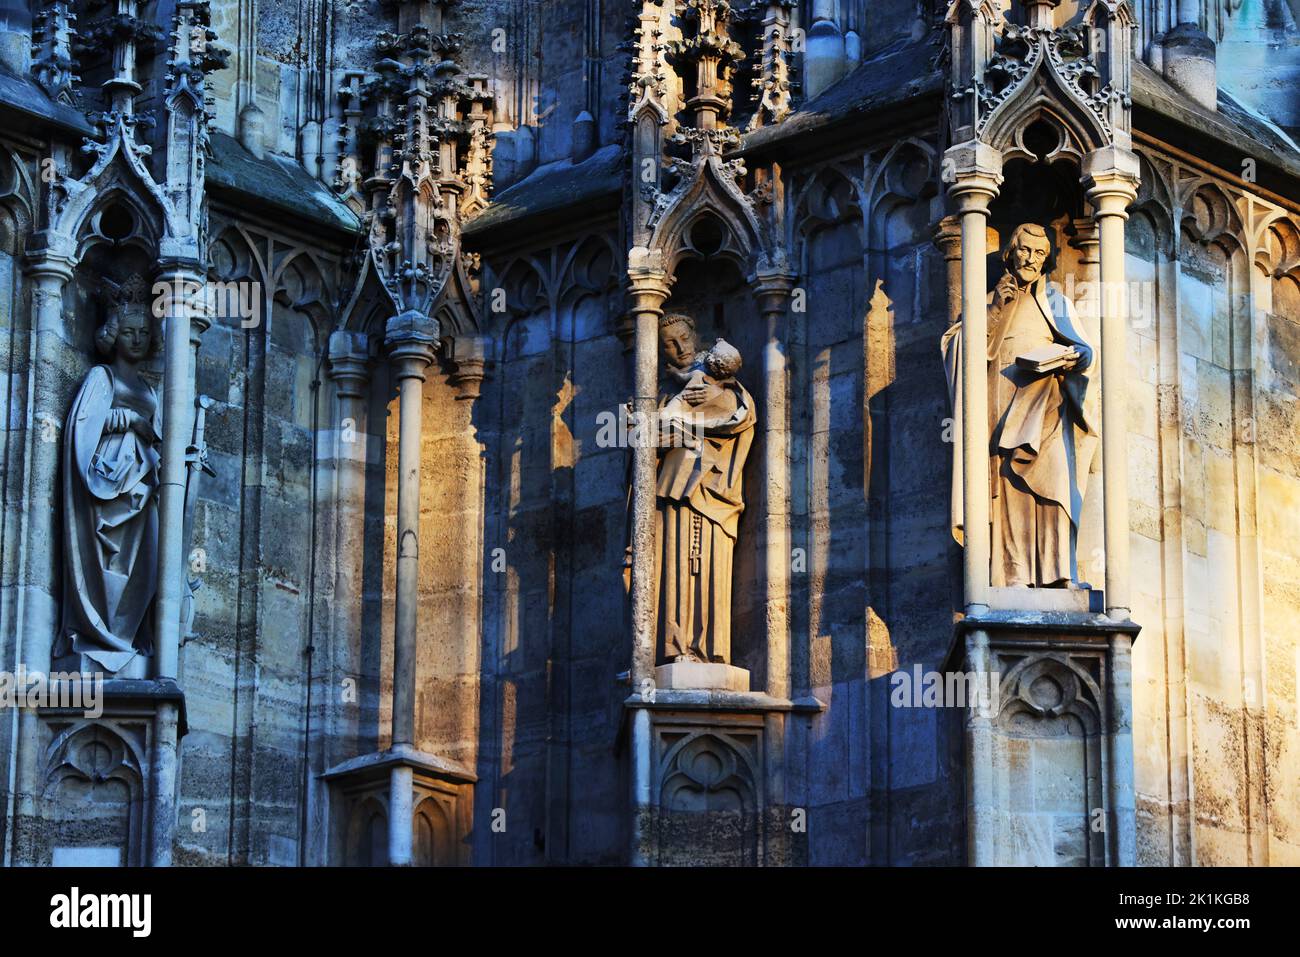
top-left (205, 131), bottom-right (361, 236)
top-left (1131, 60), bottom-right (1300, 183)
top-left (461, 142), bottom-right (624, 244)
top-left (0, 64), bottom-right (95, 137)
top-left (740, 32), bottom-right (946, 158)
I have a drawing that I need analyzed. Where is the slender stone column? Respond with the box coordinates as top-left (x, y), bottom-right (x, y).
top-left (154, 261), bottom-right (205, 682)
top-left (7, 250), bottom-right (75, 866)
top-left (149, 259), bottom-right (204, 867)
top-left (964, 628), bottom-right (993, 866)
top-left (933, 216), bottom-right (963, 327)
top-left (625, 265), bottom-right (669, 867)
top-left (326, 332), bottom-right (371, 746)
top-left (625, 270), bottom-right (671, 690)
top-left (384, 312), bottom-right (436, 866)
top-left (752, 266), bottom-right (795, 700)
top-left (1085, 162), bottom-right (1139, 620)
top-left (1108, 632), bottom-right (1136, 864)
top-left (1087, 153), bottom-right (1139, 869)
top-left (18, 251), bottom-right (75, 668)
top-left (945, 150), bottom-right (1001, 613)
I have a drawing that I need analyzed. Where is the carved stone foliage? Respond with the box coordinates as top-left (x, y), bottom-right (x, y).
top-left (624, 0), bottom-right (786, 275)
top-left (32, 0), bottom-right (80, 104)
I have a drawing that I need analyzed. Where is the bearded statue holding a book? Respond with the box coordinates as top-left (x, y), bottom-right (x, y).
top-left (941, 223), bottom-right (1098, 588)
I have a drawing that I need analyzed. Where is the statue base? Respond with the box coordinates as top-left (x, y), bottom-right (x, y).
top-left (944, 610), bottom-right (1141, 866)
top-left (620, 686), bottom-right (823, 866)
top-left (654, 660), bottom-right (750, 691)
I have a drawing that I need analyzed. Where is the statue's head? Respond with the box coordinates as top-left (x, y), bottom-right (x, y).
top-left (1002, 223), bottom-right (1052, 285)
top-left (658, 313), bottom-right (698, 371)
top-left (95, 275), bottom-right (156, 362)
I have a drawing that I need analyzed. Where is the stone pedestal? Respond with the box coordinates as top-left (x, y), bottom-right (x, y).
top-left (321, 746), bottom-right (475, 866)
top-left (12, 679), bottom-right (186, 867)
top-left (945, 611), bottom-right (1139, 867)
top-left (654, 660), bottom-right (750, 692)
top-left (622, 689), bottom-right (821, 866)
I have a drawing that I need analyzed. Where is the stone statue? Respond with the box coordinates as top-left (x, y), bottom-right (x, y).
top-left (941, 223), bottom-right (1098, 588)
top-left (652, 313), bottom-right (756, 663)
top-left (57, 275), bottom-right (161, 674)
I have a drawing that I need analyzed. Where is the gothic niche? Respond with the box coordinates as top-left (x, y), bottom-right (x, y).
top-left (647, 217), bottom-right (764, 672)
top-left (943, 120), bottom-right (1100, 590)
top-left (56, 273), bottom-right (162, 678)
top-left (994, 653), bottom-right (1104, 867)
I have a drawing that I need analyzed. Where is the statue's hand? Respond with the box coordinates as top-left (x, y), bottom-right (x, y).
top-left (105, 409), bottom-right (131, 433)
top-left (128, 412), bottom-right (159, 445)
top-left (681, 383), bottom-right (712, 407)
top-left (994, 273), bottom-right (1019, 307)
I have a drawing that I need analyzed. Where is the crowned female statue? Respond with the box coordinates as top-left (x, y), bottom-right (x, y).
top-left (56, 275), bottom-right (162, 675)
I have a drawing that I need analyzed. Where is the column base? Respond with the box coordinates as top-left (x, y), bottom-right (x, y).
top-left (321, 745), bottom-right (475, 866)
top-left (10, 679), bottom-right (186, 866)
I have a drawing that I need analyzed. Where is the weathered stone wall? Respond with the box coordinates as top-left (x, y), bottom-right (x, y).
top-left (1117, 147), bottom-right (1300, 866)
top-left (1, 0), bottom-right (1299, 869)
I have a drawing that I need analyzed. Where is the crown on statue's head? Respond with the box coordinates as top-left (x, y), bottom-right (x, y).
top-left (115, 274), bottom-right (150, 308)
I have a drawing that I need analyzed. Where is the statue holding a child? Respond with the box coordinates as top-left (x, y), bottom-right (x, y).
top-left (651, 312), bottom-right (756, 665)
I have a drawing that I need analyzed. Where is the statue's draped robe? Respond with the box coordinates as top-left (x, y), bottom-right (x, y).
top-left (653, 371), bottom-right (756, 662)
top-left (57, 365), bottom-right (161, 672)
top-left (941, 277), bottom-right (1097, 587)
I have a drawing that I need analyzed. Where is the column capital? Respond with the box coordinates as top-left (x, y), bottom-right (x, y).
top-left (1083, 147), bottom-right (1141, 215)
top-left (1069, 216), bottom-right (1101, 248)
top-left (22, 239), bottom-right (77, 282)
top-left (447, 333), bottom-right (491, 400)
top-left (328, 330), bottom-right (373, 399)
top-left (932, 214), bottom-right (964, 260)
top-left (152, 263), bottom-right (213, 340)
top-left (750, 258), bottom-right (798, 299)
top-left (943, 141), bottom-right (1003, 212)
top-left (385, 310), bottom-right (439, 380)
